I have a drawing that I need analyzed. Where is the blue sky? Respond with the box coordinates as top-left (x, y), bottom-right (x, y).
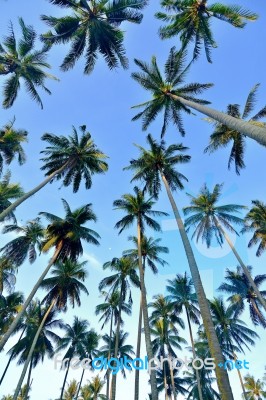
top-left (0, 0), bottom-right (266, 399)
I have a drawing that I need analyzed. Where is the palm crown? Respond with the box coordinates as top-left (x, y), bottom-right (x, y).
top-left (204, 84), bottom-right (266, 174)
top-left (40, 125), bottom-right (108, 193)
top-left (242, 200), bottom-right (266, 257)
top-left (131, 47), bottom-right (212, 137)
top-left (41, 0), bottom-right (148, 74)
top-left (0, 18), bottom-right (57, 108)
top-left (156, 0), bottom-right (258, 63)
top-left (0, 171), bottom-right (24, 223)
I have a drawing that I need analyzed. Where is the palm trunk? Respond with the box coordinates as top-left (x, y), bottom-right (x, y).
top-left (24, 356), bottom-right (33, 400)
top-left (233, 353), bottom-right (247, 400)
top-left (0, 244), bottom-right (63, 352)
top-left (160, 171), bottom-right (234, 400)
top-left (106, 312), bottom-right (114, 400)
top-left (134, 292), bottom-right (143, 400)
top-left (60, 357), bottom-right (72, 400)
top-left (12, 299), bottom-right (56, 400)
top-left (76, 368), bottom-right (85, 399)
top-left (110, 280), bottom-right (125, 400)
top-left (137, 221), bottom-right (158, 400)
top-left (0, 327), bottom-right (26, 386)
top-left (218, 223), bottom-right (266, 312)
top-left (185, 308), bottom-right (203, 400)
top-left (163, 363), bottom-right (168, 400)
top-left (168, 93), bottom-right (266, 147)
top-left (0, 162), bottom-right (69, 222)
top-left (166, 345), bottom-right (177, 400)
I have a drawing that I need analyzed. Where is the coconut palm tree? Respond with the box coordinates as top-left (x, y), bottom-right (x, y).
top-left (210, 297), bottom-right (259, 399)
top-left (204, 84), bottom-right (266, 174)
top-left (131, 47), bottom-right (266, 145)
top-left (0, 291), bottom-right (24, 338)
top-left (156, 0), bottom-right (258, 63)
top-left (125, 134), bottom-right (234, 399)
top-left (0, 218), bottom-right (45, 267)
top-left (0, 125), bottom-right (108, 222)
top-left (123, 235), bottom-right (169, 400)
top-left (87, 375), bottom-right (107, 400)
top-left (41, 0), bottom-right (148, 74)
top-left (0, 118), bottom-right (27, 175)
top-left (0, 257), bottom-right (16, 294)
top-left (243, 374), bottom-right (266, 400)
top-left (64, 379), bottom-right (79, 400)
top-left (0, 171), bottom-right (24, 223)
top-left (99, 256), bottom-right (138, 400)
top-left (0, 199), bottom-right (100, 352)
top-left (0, 17), bottom-right (58, 108)
top-left (166, 273), bottom-right (203, 400)
top-left (242, 200), bottom-right (266, 257)
top-left (183, 183), bottom-right (266, 312)
top-left (155, 365), bottom-right (189, 399)
top-left (113, 186), bottom-right (168, 400)
top-left (185, 367), bottom-right (221, 400)
top-left (55, 317), bottom-right (90, 400)
top-left (218, 266), bottom-right (266, 328)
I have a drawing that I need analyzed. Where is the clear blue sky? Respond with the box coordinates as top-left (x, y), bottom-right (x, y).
top-left (0, 0), bottom-right (266, 399)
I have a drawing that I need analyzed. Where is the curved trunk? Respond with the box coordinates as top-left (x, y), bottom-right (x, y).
top-left (24, 356), bottom-right (33, 400)
top-left (0, 162), bottom-right (69, 222)
top-left (76, 368), bottom-right (85, 399)
top-left (12, 299), bottom-right (56, 400)
top-left (60, 356), bottom-right (72, 400)
top-left (218, 223), bottom-right (266, 312)
top-left (168, 93), bottom-right (266, 147)
top-left (185, 308), bottom-right (203, 400)
top-left (160, 172), bottom-right (234, 400)
top-left (106, 312), bottom-right (113, 400)
top-left (110, 280), bottom-right (125, 400)
top-left (0, 244), bottom-right (63, 352)
top-left (134, 292), bottom-right (143, 400)
top-left (137, 221), bottom-right (158, 400)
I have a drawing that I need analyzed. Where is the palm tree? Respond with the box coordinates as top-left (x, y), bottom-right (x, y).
top-left (87, 375), bottom-right (107, 400)
top-left (113, 186), bottom-right (168, 400)
top-left (0, 17), bottom-right (58, 108)
top-left (0, 291), bottom-right (24, 337)
top-left (123, 235), bottom-right (169, 400)
top-left (218, 266), bottom-right (266, 328)
top-left (0, 125), bottom-right (108, 222)
top-left (166, 273), bottom-right (203, 400)
top-left (125, 134), bottom-right (234, 399)
top-left (156, 0), bottom-right (258, 63)
top-left (0, 118), bottom-right (27, 175)
top-left (185, 367), bottom-right (221, 400)
top-left (55, 317), bottom-right (90, 400)
top-left (9, 300), bottom-right (63, 400)
top-left (0, 199), bottom-right (100, 352)
top-left (0, 218), bottom-right (45, 267)
top-left (243, 374), bottom-right (266, 399)
top-left (204, 84), bottom-right (266, 174)
top-left (183, 183), bottom-right (266, 312)
top-left (242, 200), bottom-right (266, 256)
top-left (99, 256), bottom-right (138, 400)
top-left (131, 47), bottom-right (266, 146)
top-left (41, 0), bottom-right (148, 74)
top-left (64, 379), bottom-right (79, 400)
top-left (210, 297), bottom-right (259, 399)
top-left (0, 257), bottom-right (16, 294)
top-left (0, 171), bottom-right (24, 223)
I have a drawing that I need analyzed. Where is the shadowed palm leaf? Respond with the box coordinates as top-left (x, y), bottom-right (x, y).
top-left (0, 171), bottom-right (24, 223)
top-left (242, 200), bottom-right (266, 257)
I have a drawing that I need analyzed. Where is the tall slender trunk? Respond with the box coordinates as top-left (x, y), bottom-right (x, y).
top-left (76, 368), bottom-right (85, 399)
top-left (60, 357), bottom-right (72, 400)
top-left (134, 292), bottom-right (143, 400)
top-left (24, 356), bottom-right (33, 400)
top-left (185, 308), bottom-right (203, 400)
top-left (163, 363), bottom-right (168, 400)
top-left (137, 221), bottom-right (158, 400)
top-left (106, 312), bottom-right (113, 400)
top-left (12, 299), bottom-right (56, 400)
top-left (0, 162), bottom-right (69, 222)
top-left (160, 172), bottom-right (234, 400)
top-left (0, 244), bottom-right (63, 352)
top-left (218, 223), bottom-right (266, 312)
top-left (233, 353), bottom-right (247, 400)
top-left (166, 345), bottom-right (177, 400)
top-left (168, 93), bottom-right (266, 147)
top-left (110, 280), bottom-right (125, 400)
top-left (0, 327), bottom-right (26, 386)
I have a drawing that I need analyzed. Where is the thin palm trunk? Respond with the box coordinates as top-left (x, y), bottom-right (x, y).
top-left (12, 299), bottom-right (56, 400)
top-left (0, 162), bottom-right (69, 222)
top-left (185, 308), bottom-right (203, 400)
top-left (168, 93), bottom-right (266, 147)
top-left (110, 280), bottom-right (125, 400)
top-left (160, 171), bottom-right (234, 400)
top-left (0, 327), bottom-right (26, 386)
top-left (163, 363), bottom-right (168, 400)
top-left (106, 312), bottom-right (113, 400)
top-left (24, 356), bottom-right (33, 400)
top-left (0, 244), bottom-right (63, 352)
top-left (166, 345), bottom-right (177, 400)
top-left (134, 292), bottom-right (143, 400)
top-left (233, 353), bottom-right (247, 400)
top-left (137, 221), bottom-right (158, 400)
top-left (218, 223), bottom-right (266, 312)
top-left (60, 357), bottom-right (72, 400)
top-left (76, 368), bottom-right (85, 399)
